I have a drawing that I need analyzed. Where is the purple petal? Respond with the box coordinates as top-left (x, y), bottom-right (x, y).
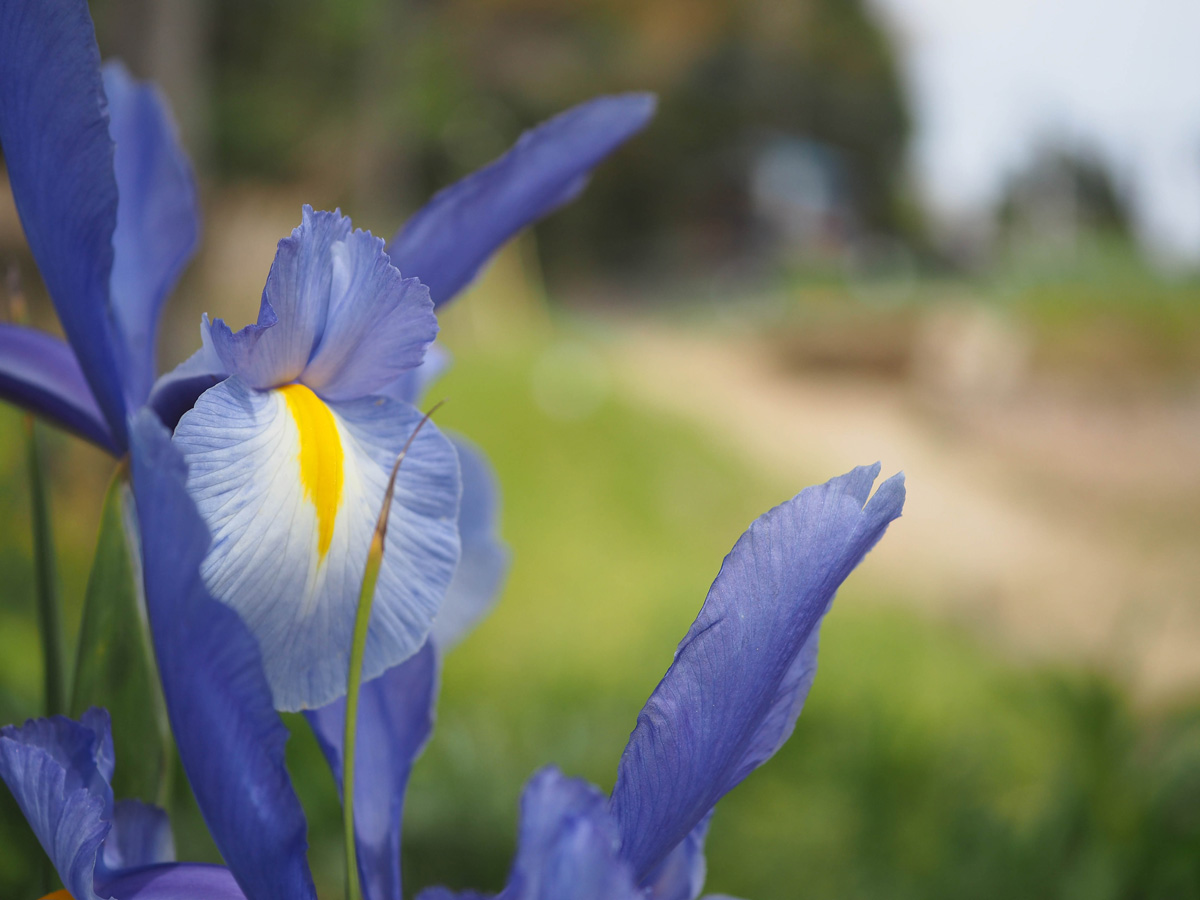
top-left (610, 465), bottom-right (905, 880)
top-left (0, 709), bottom-right (115, 900)
top-left (102, 863), bottom-right (247, 899)
top-left (389, 94), bottom-right (656, 308)
top-left (146, 314), bottom-right (228, 431)
top-left (500, 768), bottom-right (641, 900)
top-left (432, 435), bottom-right (509, 650)
top-left (641, 817), bottom-right (710, 900)
top-left (104, 61), bottom-right (199, 406)
top-left (417, 889), bottom-right (492, 900)
top-left (303, 642), bottom-right (439, 900)
top-left (0, 324), bottom-right (117, 452)
top-left (129, 410), bottom-right (316, 900)
top-left (299, 229), bottom-right (435, 400)
top-left (0, 0), bottom-right (129, 447)
top-left (208, 207), bottom-right (350, 390)
top-left (375, 342), bottom-right (451, 406)
top-left (102, 799), bottom-right (175, 872)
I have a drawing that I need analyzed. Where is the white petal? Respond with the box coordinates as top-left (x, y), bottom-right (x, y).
top-left (172, 377), bottom-right (460, 711)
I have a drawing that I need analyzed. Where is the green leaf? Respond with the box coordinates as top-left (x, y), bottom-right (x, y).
top-left (70, 469), bottom-right (172, 804)
top-left (24, 416), bottom-right (66, 718)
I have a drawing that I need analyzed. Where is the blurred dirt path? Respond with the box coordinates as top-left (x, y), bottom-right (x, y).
top-left (607, 325), bottom-right (1200, 700)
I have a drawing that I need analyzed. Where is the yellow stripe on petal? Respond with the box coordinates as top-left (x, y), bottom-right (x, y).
top-left (279, 383), bottom-right (344, 560)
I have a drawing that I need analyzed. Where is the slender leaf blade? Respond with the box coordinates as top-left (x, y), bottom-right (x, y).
top-left (25, 416), bottom-right (66, 718)
top-left (70, 472), bottom-right (170, 803)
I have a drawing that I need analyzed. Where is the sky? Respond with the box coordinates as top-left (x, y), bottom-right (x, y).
top-left (871, 0), bottom-right (1200, 262)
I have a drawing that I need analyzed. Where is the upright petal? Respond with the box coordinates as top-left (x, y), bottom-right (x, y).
top-left (0, 324), bottom-right (117, 452)
top-left (0, 0), bottom-right (128, 446)
top-left (129, 410), bottom-right (317, 900)
top-left (610, 466), bottom-right (906, 880)
top-left (104, 61), bottom-right (200, 406)
top-left (172, 378), bottom-right (460, 711)
top-left (500, 768), bottom-right (640, 900)
top-left (146, 314), bottom-right (228, 431)
top-left (299, 228), bottom-right (435, 401)
top-left (304, 642), bottom-right (439, 900)
top-left (208, 207), bottom-right (351, 390)
top-left (0, 709), bottom-right (114, 900)
top-left (432, 435), bottom-right (510, 650)
top-left (388, 94), bottom-right (656, 307)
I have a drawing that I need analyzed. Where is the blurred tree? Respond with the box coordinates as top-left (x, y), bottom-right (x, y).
top-left (997, 143), bottom-right (1134, 251)
top-left (89, 0), bottom-right (912, 281)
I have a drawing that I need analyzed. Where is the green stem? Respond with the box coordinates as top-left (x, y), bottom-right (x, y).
top-left (342, 403), bottom-right (442, 900)
top-left (342, 530), bottom-right (384, 900)
top-left (25, 416), bottom-right (65, 717)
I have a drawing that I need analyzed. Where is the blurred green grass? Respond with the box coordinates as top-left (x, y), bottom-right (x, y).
top-left (1, 326), bottom-right (1199, 898)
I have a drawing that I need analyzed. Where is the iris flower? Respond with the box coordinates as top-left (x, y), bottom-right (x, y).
top-left (0, 0), bottom-right (651, 710)
top-left (0, 410), bottom-right (903, 900)
top-left (0, 0), bottom-right (653, 455)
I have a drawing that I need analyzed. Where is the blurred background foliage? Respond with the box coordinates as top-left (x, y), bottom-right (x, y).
top-left (3, 0), bottom-right (1200, 896)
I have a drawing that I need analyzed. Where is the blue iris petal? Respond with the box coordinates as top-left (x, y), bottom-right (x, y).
top-left (0, 709), bottom-right (113, 900)
top-left (209, 206), bottom-right (435, 397)
top-left (389, 94), bottom-right (656, 308)
top-left (432, 435), bottom-right (511, 650)
top-left (102, 799), bottom-right (176, 872)
top-left (147, 313), bottom-right (228, 431)
top-left (300, 230), bottom-right (435, 401)
top-left (417, 770), bottom-right (640, 900)
top-left (376, 342), bottom-right (451, 407)
top-left (610, 465), bottom-right (906, 881)
top-left (0, 324), bottom-right (118, 452)
top-left (104, 60), bottom-right (200, 407)
top-left (102, 863), bottom-right (249, 900)
top-left (304, 642), bottom-right (439, 900)
top-left (0, 0), bottom-right (129, 447)
top-left (640, 817), bottom-right (710, 900)
top-left (208, 207), bottom-right (347, 389)
top-left (499, 768), bottom-right (640, 900)
top-left (129, 410), bottom-right (317, 900)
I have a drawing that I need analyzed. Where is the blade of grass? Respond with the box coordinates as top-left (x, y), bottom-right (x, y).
top-left (25, 416), bottom-right (66, 718)
top-left (71, 469), bottom-right (173, 805)
top-left (343, 402), bottom-right (443, 900)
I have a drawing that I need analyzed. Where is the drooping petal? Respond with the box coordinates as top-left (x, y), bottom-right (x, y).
top-left (500, 768), bottom-right (641, 900)
top-left (129, 410), bottom-right (317, 900)
top-left (208, 207), bottom-right (350, 390)
top-left (147, 313), bottom-right (228, 431)
top-left (0, 709), bottom-right (115, 900)
top-left (0, 0), bottom-right (128, 446)
top-left (101, 800), bottom-right (175, 872)
top-left (304, 642), bottom-right (439, 900)
top-left (432, 435), bottom-right (510, 650)
top-left (299, 230), bottom-right (436, 401)
top-left (388, 94), bottom-right (656, 308)
top-left (610, 466), bottom-right (906, 880)
top-left (0, 324), bottom-right (117, 452)
top-left (101, 863), bottom-right (248, 900)
top-left (172, 378), bottom-right (460, 711)
top-left (103, 60), bottom-right (199, 406)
